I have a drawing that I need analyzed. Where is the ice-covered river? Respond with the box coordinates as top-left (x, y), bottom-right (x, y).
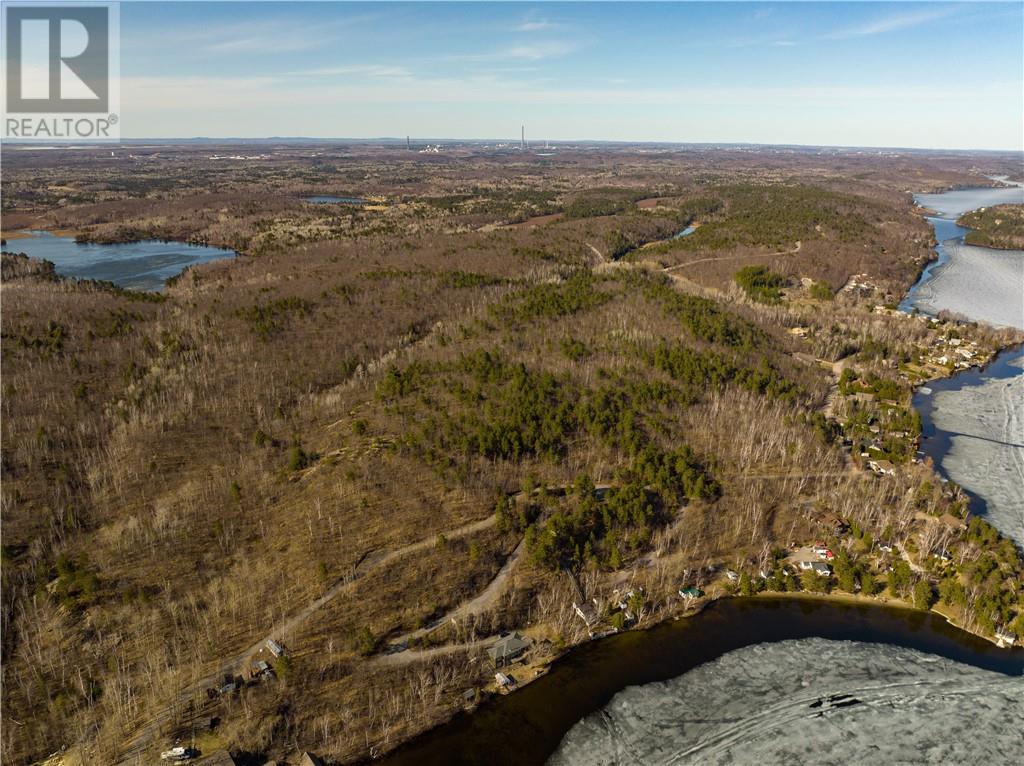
top-left (550, 638), bottom-right (1024, 766)
top-left (915, 347), bottom-right (1024, 547)
top-left (900, 182), bottom-right (1024, 328)
top-left (902, 181), bottom-right (1024, 548)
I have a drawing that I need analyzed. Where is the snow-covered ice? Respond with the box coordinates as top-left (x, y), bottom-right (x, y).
top-left (906, 185), bottom-right (1024, 330)
top-left (549, 638), bottom-right (1024, 766)
top-left (909, 240), bottom-right (1024, 329)
top-left (926, 352), bottom-right (1024, 547)
top-left (904, 183), bottom-right (1024, 546)
top-left (915, 185), bottom-right (1024, 219)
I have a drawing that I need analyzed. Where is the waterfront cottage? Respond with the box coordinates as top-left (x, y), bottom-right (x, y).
top-left (488, 632), bottom-right (529, 668)
top-left (798, 561), bottom-right (832, 576)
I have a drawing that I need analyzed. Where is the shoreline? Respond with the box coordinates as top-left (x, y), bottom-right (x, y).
top-left (374, 592), bottom-right (1022, 766)
top-left (899, 181), bottom-right (1023, 546)
top-left (362, 584), bottom-right (1017, 765)
top-left (912, 344), bottom-right (1024, 541)
top-left (1, 229), bottom-right (239, 292)
top-left (1, 226), bottom-right (81, 241)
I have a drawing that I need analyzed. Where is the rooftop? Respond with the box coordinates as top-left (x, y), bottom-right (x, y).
top-left (487, 632), bottom-right (529, 661)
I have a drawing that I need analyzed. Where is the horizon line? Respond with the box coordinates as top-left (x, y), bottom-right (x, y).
top-left (4, 137), bottom-right (1022, 154)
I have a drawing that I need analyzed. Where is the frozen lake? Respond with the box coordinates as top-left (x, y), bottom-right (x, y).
top-left (378, 599), bottom-right (1020, 766)
top-left (550, 638), bottom-right (1024, 766)
top-left (302, 195), bottom-right (367, 205)
top-left (915, 348), bottom-right (1024, 547)
top-left (905, 236), bottom-right (1024, 328)
top-left (901, 184), bottom-right (1024, 329)
top-left (3, 231), bottom-right (235, 291)
top-left (915, 184), bottom-right (1024, 220)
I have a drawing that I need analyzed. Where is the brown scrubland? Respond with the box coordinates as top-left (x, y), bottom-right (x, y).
top-left (2, 143), bottom-right (1022, 766)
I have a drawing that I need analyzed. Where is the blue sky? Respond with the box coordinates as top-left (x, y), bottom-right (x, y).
top-left (119, 2), bottom-right (1024, 149)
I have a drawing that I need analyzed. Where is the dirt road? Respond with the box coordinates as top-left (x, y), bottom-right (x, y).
top-left (663, 240), bottom-right (801, 272)
top-left (383, 537), bottom-right (526, 653)
top-left (115, 515), bottom-right (498, 764)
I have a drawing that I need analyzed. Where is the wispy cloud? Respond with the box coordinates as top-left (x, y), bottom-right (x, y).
top-left (503, 40), bottom-right (579, 60)
top-left (123, 72), bottom-right (1015, 112)
top-left (515, 20), bottom-right (558, 33)
top-left (136, 16), bottom-right (380, 55)
top-left (438, 39), bottom-right (580, 64)
top-left (825, 6), bottom-right (958, 40)
top-left (296, 65), bottom-right (412, 79)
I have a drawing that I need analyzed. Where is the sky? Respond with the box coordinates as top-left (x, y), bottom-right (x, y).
top-left (115, 1), bottom-right (1024, 149)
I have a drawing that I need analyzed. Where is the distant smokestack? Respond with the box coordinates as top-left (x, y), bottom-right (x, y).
top-left (407, 135), bottom-right (411, 150)
top-left (521, 125), bottom-right (525, 150)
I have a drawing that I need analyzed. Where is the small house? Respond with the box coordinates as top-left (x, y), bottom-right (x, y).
top-left (251, 660), bottom-right (273, 679)
top-left (266, 639), bottom-right (285, 657)
top-left (572, 600), bottom-right (597, 626)
top-left (798, 561), bottom-right (832, 576)
top-left (678, 586), bottom-right (704, 600)
top-left (726, 570), bottom-right (739, 582)
top-left (488, 632), bottom-right (529, 668)
top-left (868, 459), bottom-right (896, 476)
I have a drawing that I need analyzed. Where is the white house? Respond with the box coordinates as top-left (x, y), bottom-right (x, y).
top-left (798, 561), bottom-right (832, 576)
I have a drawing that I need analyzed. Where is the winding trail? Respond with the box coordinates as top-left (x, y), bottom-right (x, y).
top-left (383, 538), bottom-right (527, 653)
top-left (663, 241), bottom-right (801, 272)
top-left (374, 636), bottom-right (501, 667)
top-left (115, 515), bottom-right (498, 764)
